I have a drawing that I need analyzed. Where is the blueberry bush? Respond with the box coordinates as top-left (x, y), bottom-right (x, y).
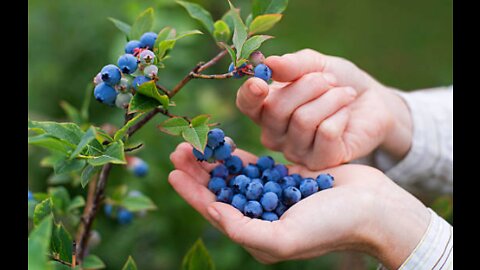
top-left (28, 1), bottom-right (288, 269)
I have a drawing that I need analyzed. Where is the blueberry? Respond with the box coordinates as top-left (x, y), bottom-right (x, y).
top-left (263, 181), bottom-right (282, 198)
top-left (132, 76), bottom-right (151, 90)
top-left (117, 208), bottom-right (134, 224)
top-left (282, 186), bottom-right (301, 206)
top-left (208, 177), bottom-right (227, 194)
top-left (117, 77), bottom-right (131, 92)
top-left (256, 156), bottom-right (275, 172)
top-left (128, 190), bottom-right (142, 197)
top-left (207, 128), bottom-right (225, 148)
top-left (254, 64), bottom-right (272, 82)
top-left (100, 64), bottom-right (122, 86)
top-left (316, 173), bottom-right (335, 190)
top-left (250, 178), bottom-right (263, 186)
top-left (290, 173), bottom-right (303, 187)
top-left (213, 143), bottom-right (232, 161)
top-left (243, 201), bottom-right (263, 218)
top-left (139, 50), bottom-right (155, 65)
top-left (261, 212), bottom-right (279, 222)
top-left (273, 164), bottom-right (289, 177)
top-left (192, 146), bottom-right (213, 161)
top-left (278, 176), bottom-right (297, 189)
top-left (245, 181), bottom-right (264, 200)
top-left (299, 178), bottom-right (319, 198)
top-left (225, 155), bottom-right (243, 174)
top-left (231, 194), bottom-right (247, 212)
top-left (228, 62), bottom-right (247, 78)
top-left (104, 204), bottom-right (113, 216)
top-left (210, 164), bottom-right (229, 179)
top-left (231, 175), bottom-right (251, 194)
top-left (261, 168), bottom-right (282, 183)
top-left (224, 136), bottom-right (237, 152)
top-left (249, 51), bottom-right (265, 66)
top-left (140, 32), bottom-right (157, 49)
top-left (94, 82), bottom-right (118, 106)
top-left (125, 40), bottom-right (142, 54)
top-left (242, 164), bottom-right (260, 179)
top-left (115, 93), bottom-right (133, 109)
top-left (144, 65), bottom-right (158, 78)
top-left (117, 54), bottom-right (138, 74)
top-left (275, 202), bottom-right (288, 217)
top-left (216, 187), bottom-right (234, 203)
top-left (93, 72), bottom-right (103, 85)
top-left (260, 192), bottom-right (279, 212)
top-left (127, 157), bottom-right (149, 177)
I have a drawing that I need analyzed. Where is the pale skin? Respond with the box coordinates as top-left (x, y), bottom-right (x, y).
top-left (168, 49), bottom-right (431, 268)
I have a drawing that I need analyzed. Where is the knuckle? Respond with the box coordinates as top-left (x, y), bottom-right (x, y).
top-left (291, 108), bottom-right (314, 131)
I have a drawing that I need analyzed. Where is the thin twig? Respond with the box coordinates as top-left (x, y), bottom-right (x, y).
top-left (49, 255), bottom-right (72, 267)
top-left (124, 143), bottom-right (144, 152)
top-left (190, 72), bottom-right (234, 79)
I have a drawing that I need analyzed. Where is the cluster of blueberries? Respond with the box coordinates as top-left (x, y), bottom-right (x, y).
top-left (194, 128), bottom-right (334, 221)
top-left (93, 31), bottom-right (160, 108)
top-left (229, 51), bottom-right (272, 82)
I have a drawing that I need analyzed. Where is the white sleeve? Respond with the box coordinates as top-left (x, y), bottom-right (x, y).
top-left (353, 86), bottom-right (453, 195)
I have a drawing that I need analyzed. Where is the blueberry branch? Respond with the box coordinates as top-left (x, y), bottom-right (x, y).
top-left (190, 71), bottom-right (234, 79)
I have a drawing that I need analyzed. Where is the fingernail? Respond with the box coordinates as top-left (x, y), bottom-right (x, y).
top-left (208, 206), bottom-right (220, 222)
top-left (323, 73), bottom-right (337, 86)
top-left (346, 87), bottom-right (357, 97)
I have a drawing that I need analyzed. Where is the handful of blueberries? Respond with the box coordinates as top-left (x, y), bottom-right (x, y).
top-left (193, 128), bottom-right (334, 221)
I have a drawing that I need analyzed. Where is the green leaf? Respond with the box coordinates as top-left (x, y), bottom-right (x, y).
top-left (33, 198), bottom-right (53, 227)
top-left (54, 158), bottom-right (86, 175)
top-left (49, 186), bottom-right (71, 213)
top-left (182, 114), bottom-right (210, 153)
top-left (129, 94), bottom-right (160, 113)
top-left (28, 216), bottom-right (53, 270)
top-left (111, 185), bottom-right (129, 202)
top-left (70, 126), bottom-right (97, 159)
top-left (51, 223), bottom-right (72, 263)
top-left (41, 154), bottom-right (67, 168)
top-left (248, 14), bottom-right (282, 35)
top-left (191, 114), bottom-right (211, 127)
top-left (59, 101), bottom-right (82, 124)
top-left (47, 173), bottom-right (72, 185)
top-left (218, 42), bottom-right (236, 66)
top-left (221, 10), bottom-right (235, 33)
top-left (176, 29), bottom-right (203, 40)
top-left (228, 1), bottom-right (248, 59)
top-left (28, 200), bottom-right (37, 219)
top-left (236, 58), bottom-right (248, 67)
top-left (129, 8), bottom-right (154, 40)
top-left (108, 17), bottom-right (132, 38)
top-left (67, 196), bottom-right (85, 212)
top-left (80, 165), bottom-right (98, 188)
top-left (213, 20), bottom-right (231, 43)
top-left (240, 35), bottom-right (274, 59)
top-left (29, 120), bottom-right (84, 145)
top-left (121, 256), bottom-right (138, 270)
top-left (28, 134), bottom-right (75, 155)
top-left (121, 193), bottom-right (157, 212)
top-left (252, 0), bottom-right (288, 17)
top-left (158, 117), bottom-right (190, 136)
top-left (136, 80), bottom-right (170, 109)
top-left (87, 141), bottom-right (126, 166)
top-left (82, 255), bottom-right (106, 269)
top-left (156, 39), bottom-right (177, 60)
top-left (114, 113), bottom-right (145, 141)
top-left (245, 14), bottom-right (253, 27)
top-left (182, 238), bottom-right (215, 270)
top-left (177, 1), bottom-right (214, 33)
top-left (94, 128), bottom-right (113, 145)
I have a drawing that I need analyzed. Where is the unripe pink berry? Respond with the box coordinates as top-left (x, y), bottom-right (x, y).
top-left (249, 51), bottom-right (265, 66)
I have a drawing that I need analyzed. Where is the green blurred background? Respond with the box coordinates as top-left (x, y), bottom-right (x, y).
top-left (28, 0), bottom-right (452, 269)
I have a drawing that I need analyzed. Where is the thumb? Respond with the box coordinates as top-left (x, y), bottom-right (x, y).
top-left (236, 77), bottom-right (269, 123)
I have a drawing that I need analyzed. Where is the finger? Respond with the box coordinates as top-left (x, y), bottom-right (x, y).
top-left (265, 49), bottom-right (374, 93)
top-left (207, 202), bottom-right (287, 251)
top-left (236, 77), bottom-right (270, 124)
top-left (260, 72), bottom-right (334, 149)
top-left (283, 87), bottom-right (357, 158)
top-left (318, 106), bottom-right (351, 141)
top-left (168, 169), bottom-right (217, 224)
top-left (170, 143), bottom-right (211, 185)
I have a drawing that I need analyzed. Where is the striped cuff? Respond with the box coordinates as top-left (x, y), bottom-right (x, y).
top-left (377, 208), bottom-right (453, 270)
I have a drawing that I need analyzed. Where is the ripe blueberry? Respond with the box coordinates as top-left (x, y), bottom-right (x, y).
top-left (316, 173), bottom-right (334, 190)
top-left (256, 156), bottom-right (275, 172)
top-left (140, 32), bottom-right (157, 49)
top-left (100, 64), bottom-right (122, 86)
top-left (231, 175), bottom-right (251, 194)
top-left (263, 181), bottom-right (282, 198)
top-left (243, 201), bottom-right (263, 218)
top-left (273, 164), bottom-right (289, 177)
top-left (192, 146), bottom-right (213, 161)
top-left (242, 164), bottom-right (260, 179)
top-left (245, 181), bottom-right (264, 200)
top-left (282, 186), bottom-right (301, 206)
top-left (125, 40), bottom-right (142, 54)
top-left (210, 164), bottom-right (229, 179)
top-left (250, 178), bottom-right (263, 186)
top-left (261, 212), bottom-right (279, 222)
top-left (253, 64), bottom-right (272, 82)
top-left (260, 192), bottom-right (279, 212)
top-left (127, 156), bottom-right (149, 177)
top-left (231, 194), bottom-right (247, 212)
top-left (275, 202), bottom-right (288, 217)
top-left (216, 187), bottom-right (234, 203)
top-left (213, 143), bottom-right (232, 161)
top-left (278, 176), bottom-right (297, 189)
top-left (117, 54), bottom-right (138, 74)
top-left (117, 208), bottom-right (134, 224)
top-left (225, 155), bottom-right (243, 174)
top-left (228, 62), bottom-right (247, 78)
top-left (207, 128), bottom-right (225, 148)
top-left (94, 82), bottom-right (118, 106)
top-left (290, 173), bottom-right (303, 187)
top-left (261, 168), bottom-right (282, 183)
top-left (104, 204), bottom-right (113, 216)
top-left (208, 177), bottom-right (227, 194)
top-left (132, 76), bottom-right (152, 90)
top-left (299, 178), bottom-right (319, 198)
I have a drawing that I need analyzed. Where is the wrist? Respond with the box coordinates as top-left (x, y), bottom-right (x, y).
top-left (378, 86), bottom-right (413, 162)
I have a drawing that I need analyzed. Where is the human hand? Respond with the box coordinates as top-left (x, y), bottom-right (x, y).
top-left (236, 49), bottom-right (413, 170)
top-left (168, 143), bottom-right (430, 269)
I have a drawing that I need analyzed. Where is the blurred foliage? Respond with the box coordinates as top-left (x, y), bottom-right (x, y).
top-left (28, 0), bottom-right (452, 269)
